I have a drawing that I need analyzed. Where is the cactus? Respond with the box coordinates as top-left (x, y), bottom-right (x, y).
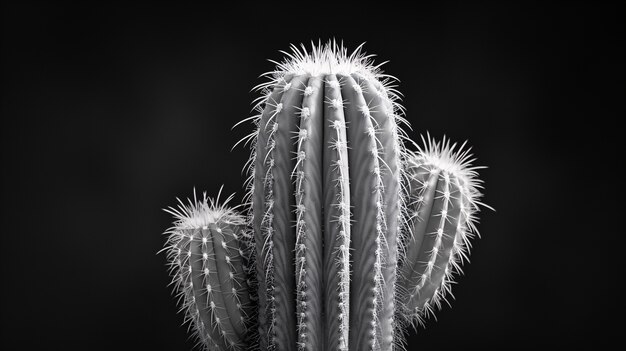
top-left (162, 41), bottom-right (489, 351)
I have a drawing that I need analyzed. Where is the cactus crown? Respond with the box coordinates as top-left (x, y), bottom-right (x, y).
top-left (164, 187), bottom-right (246, 229)
top-left (268, 40), bottom-right (386, 78)
top-left (412, 134), bottom-right (494, 229)
top-left (248, 40), bottom-right (407, 127)
top-left (413, 134), bottom-right (486, 206)
top-left (240, 41), bottom-right (411, 206)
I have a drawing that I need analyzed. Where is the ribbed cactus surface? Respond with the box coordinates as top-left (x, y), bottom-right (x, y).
top-left (162, 42), bottom-right (489, 351)
top-left (246, 44), bottom-right (408, 351)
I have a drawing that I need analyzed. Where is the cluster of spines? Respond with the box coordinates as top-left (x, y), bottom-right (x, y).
top-left (396, 135), bottom-right (489, 330)
top-left (163, 190), bottom-right (252, 350)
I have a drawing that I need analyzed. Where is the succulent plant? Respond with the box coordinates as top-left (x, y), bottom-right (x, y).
top-left (163, 41), bottom-right (489, 351)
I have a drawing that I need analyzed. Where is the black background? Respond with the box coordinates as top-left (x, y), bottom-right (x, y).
top-left (2, 1), bottom-right (624, 350)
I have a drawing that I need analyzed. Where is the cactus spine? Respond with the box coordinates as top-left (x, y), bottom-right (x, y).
top-left (163, 42), bottom-right (489, 351)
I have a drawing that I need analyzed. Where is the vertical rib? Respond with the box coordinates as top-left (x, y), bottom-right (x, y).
top-left (357, 74), bottom-right (400, 350)
top-left (271, 75), bottom-right (309, 350)
top-left (322, 74), bottom-right (351, 351)
top-left (342, 74), bottom-right (384, 351)
top-left (253, 75), bottom-right (292, 349)
top-left (295, 76), bottom-right (324, 351)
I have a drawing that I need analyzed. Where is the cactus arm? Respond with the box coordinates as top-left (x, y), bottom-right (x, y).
top-left (322, 74), bottom-right (351, 351)
top-left (294, 75), bottom-right (325, 351)
top-left (398, 137), bottom-right (488, 326)
top-left (271, 74), bottom-right (309, 350)
top-left (357, 74), bottom-right (400, 350)
top-left (252, 76), bottom-right (292, 349)
top-left (341, 74), bottom-right (385, 350)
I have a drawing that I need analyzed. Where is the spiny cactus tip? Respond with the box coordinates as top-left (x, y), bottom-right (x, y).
top-left (164, 186), bottom-right (246, 230)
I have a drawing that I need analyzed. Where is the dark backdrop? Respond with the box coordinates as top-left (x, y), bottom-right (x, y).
top-left (2, 2), bottom-right (624, 350)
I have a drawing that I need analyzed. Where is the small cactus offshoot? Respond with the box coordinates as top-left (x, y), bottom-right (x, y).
top-left (396, 135), bottom-right (491, 330)
top-left (163, 189), bottom-right (255, 350)
top-left (163, 41), bottom-right (490, 351)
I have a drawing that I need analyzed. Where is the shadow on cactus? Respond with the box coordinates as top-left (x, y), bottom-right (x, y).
top-left (162, 41), bottom-right (491, 351)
